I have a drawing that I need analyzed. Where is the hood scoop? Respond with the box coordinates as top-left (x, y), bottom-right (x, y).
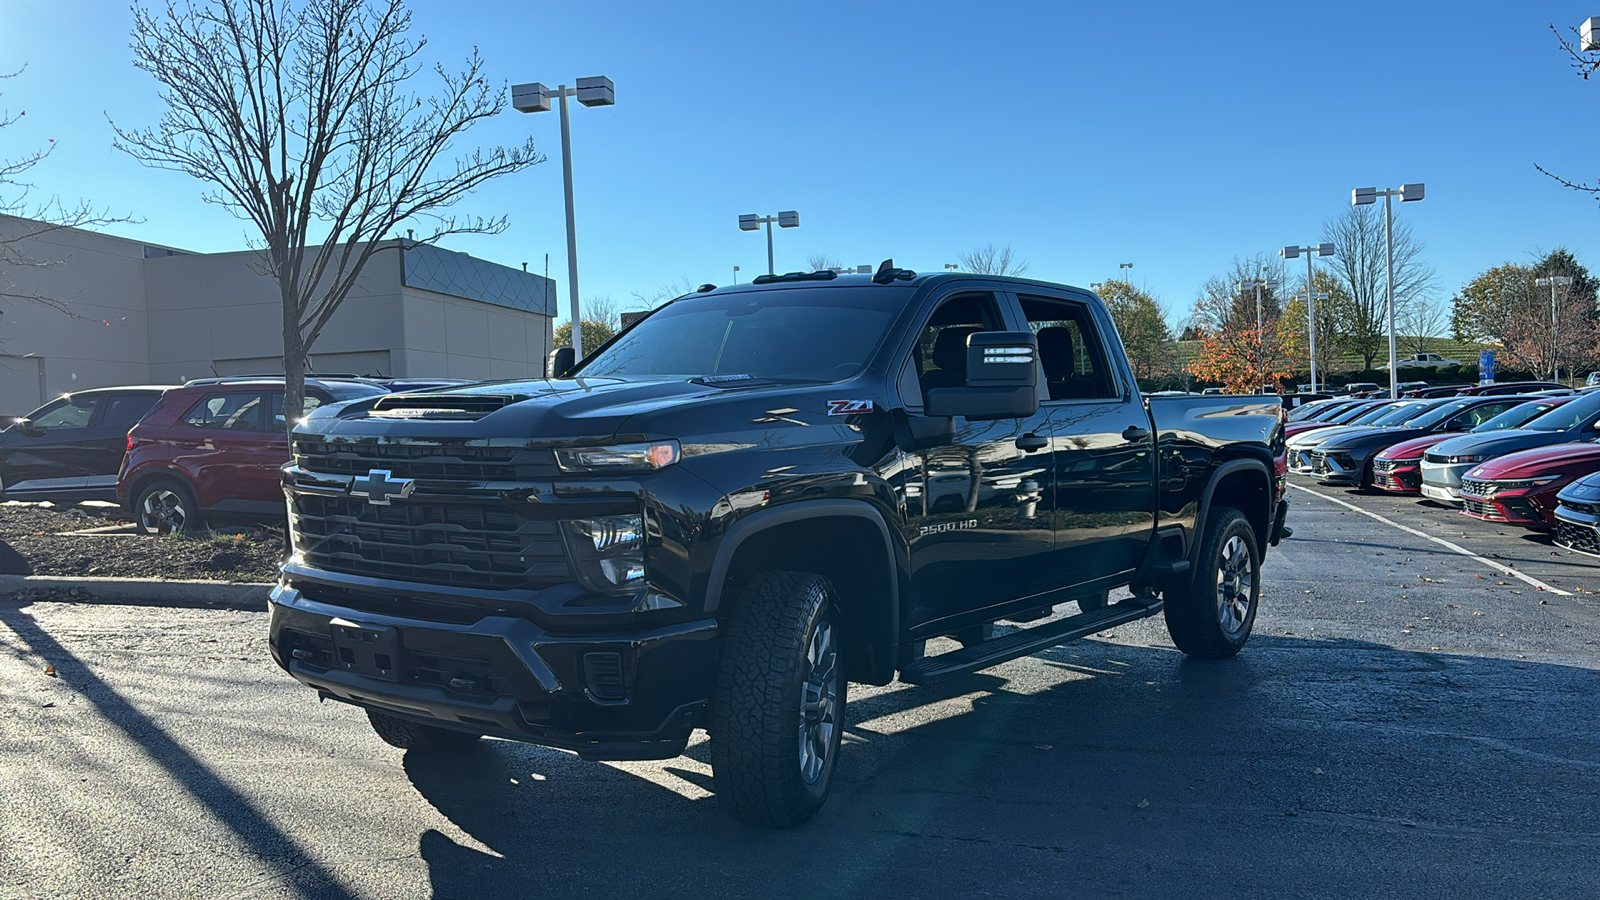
top-left (369, 392), bottom-right (521, 420)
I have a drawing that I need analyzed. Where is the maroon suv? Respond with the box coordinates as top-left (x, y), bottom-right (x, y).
top-left (117, 378), bottom-right (386, 533)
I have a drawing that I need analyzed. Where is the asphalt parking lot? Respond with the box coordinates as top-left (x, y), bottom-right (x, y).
top-left (4, 483), bottom-right (1600, 900)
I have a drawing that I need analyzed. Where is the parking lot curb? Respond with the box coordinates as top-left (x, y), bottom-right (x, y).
top-left (0, 574), bottom-right (271, 611)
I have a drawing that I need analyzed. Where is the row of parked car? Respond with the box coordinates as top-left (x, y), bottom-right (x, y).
top-left (0, 375), bottom-right (469, 534)
top-left (1283, 381), bottom-right (1600, 559)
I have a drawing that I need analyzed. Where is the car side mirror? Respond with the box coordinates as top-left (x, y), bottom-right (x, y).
top-left (924, 331), bottom-right (1041, 421)
top-left (12, 418), bottom-right (42, 437)
top-left (547, 346), bottom-right (577, 379)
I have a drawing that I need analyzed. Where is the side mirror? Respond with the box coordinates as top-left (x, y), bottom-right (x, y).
top-left (12, 418), bottom-right (42, 437)
top-left (547, 346), bottom-right (577, 379)
top-left (924, 331), bottom-right (1040, 421)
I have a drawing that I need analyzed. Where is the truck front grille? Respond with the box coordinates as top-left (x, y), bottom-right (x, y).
top-left (291, 494), bottom-right (569, 591)
top-left (292, 440), bottom-right (559, 482)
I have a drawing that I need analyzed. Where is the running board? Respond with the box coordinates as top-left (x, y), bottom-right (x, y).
top-left (898, 597), bottom-right (1164, 685)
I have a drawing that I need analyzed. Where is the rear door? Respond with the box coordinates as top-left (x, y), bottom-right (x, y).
top-left (83, 391), bottom-right (162, 496)
top-left (1017, 291), bottom-right (1156, 588)
top-left (173, 390), bottom-right (269, 507)
top-left (882, 288), bottom-right (1056, 632)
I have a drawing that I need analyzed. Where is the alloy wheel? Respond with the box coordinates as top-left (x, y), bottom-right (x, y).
top-left (797, 614), bottom-right (840, 785)
top-left (1214, 534), bottom-right (1254, 640)
top-left (141, 489), bottom-right (187, 535)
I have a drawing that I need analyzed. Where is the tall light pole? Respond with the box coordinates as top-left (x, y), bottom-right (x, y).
top-left (1280, 242), bottom-right (1336, 392)
top-left (732, 265), bottom-right (740, 285)
top-left (1535, 275), bottom-right (1574, 382)
top-left (738, 211), bottom-right (799, 275)
top-left (1118, 262), bottom-right (1134, 277)
top-left (1236, 276), bottom-right (1278, 391)
top-left (1352, 183), bottom-right (1425, 399)
top-left (512, 77), bottom-right (616, 360)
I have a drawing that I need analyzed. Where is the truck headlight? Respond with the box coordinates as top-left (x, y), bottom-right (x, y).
top-left (554, 441), bottom-right (679, 472)
top-left (561, 514), bottom-right (647, 594)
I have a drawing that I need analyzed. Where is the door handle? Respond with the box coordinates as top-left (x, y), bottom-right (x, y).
top-left (1015, 433), bottom-right (1048, 452)
top-left (1122, 425), bottom-right (1150, 442)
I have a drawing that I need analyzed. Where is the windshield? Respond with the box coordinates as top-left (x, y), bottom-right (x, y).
top-left (1402, 399), bottom-right (1475, 429)
top-left (1370, 401), bottom-right (1433, 425)
top-left (1331, 403), bottom-right (1380, 424)
top-left (1521, 391), bottom-right (1600, 432)
top-left (1472, 399), bottom-right (1569, 432)
top-left (577, 286), bottom-right (908, 383)
top-left (1289, 401), bottom-right (1339, 422)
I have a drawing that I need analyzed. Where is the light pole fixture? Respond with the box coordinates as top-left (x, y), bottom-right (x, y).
top-left (1583, 17), bottom-right (1599, 51)
top-left (944, 264), bottom-right (959, 271)
top-left (1536, 275), bottom-right (1575, 381)
top-left (1236, 276), bottom-right (1279, 392)
top-left (732, 265), bottom-right (740, 284)
top-left (1352, 182), bottom-right (1425, 399)
top-left (1118, 262), bottom-right (1133, 274)
top-left (738, 211), bottom-right (799, 275)
top-left (1280, 242), bottom-right (1336, 392)
top-left (512, 76), bottom-right (615, 360)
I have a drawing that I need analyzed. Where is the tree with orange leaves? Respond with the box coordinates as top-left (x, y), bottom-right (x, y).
top-left (1187, 317), bottom-right (1305, 394)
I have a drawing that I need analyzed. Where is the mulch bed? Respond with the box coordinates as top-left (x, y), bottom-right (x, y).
top-left (0, 503), bottom-right (284, 583)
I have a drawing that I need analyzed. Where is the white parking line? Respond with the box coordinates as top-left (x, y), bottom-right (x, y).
top-left (1289, 483), bottom-right (1572, 597)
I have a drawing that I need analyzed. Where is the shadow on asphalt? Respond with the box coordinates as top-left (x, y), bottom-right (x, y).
top-left (400, 635), bottom-right (1600, 899)
top-left (0, 598), bottom-right (359, 900)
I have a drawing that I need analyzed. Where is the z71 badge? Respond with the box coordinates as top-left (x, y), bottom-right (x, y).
top-left (826, 399), bottom-right (874, 416)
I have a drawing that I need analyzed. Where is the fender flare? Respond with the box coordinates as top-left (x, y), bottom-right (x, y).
top-left (1191, 458), bottom-right (1273, 565)
top-left (704, 500), bottom-right (902, 680)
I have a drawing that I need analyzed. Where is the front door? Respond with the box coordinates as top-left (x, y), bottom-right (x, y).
top-left (881, 289), bottom-right (1055, 634)
top-left (0, 394), bottom-right (103, 497)
top-left (1018, 292), bottom-right (1156, 587)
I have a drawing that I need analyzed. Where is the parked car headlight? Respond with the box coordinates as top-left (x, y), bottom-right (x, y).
top-left (561, 514), bottom-right (647, 594)
top-left (1442, 454), bottom-right (1490, 464)
top-left (1486, 476), bottom-right (1559, 495)
top-left (554, 441), bottom-right (679, 472)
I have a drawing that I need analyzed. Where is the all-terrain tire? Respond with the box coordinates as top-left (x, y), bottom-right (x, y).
top-left (1162, 507), bottom-right (1260, 659)
top-left (710, 571), bottom-right (846, 828)
top-left (366, 709), bottom-right (482, 752)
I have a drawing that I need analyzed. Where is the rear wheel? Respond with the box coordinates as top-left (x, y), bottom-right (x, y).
top-left (133, 478), bottom-right (201, 535)
top-left (1163, 507), bottom-right (1259, 658)
top-left (366, 710), bottom-right (482, 752)
top-left (710, 571), bottom-right (845, 827)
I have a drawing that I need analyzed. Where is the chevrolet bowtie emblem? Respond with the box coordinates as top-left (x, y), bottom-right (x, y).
top-left (350, 469), bottom-right (415, 505)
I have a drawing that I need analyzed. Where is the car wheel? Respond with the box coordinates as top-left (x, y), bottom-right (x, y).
top-left (366, 710), bottom-right (482, 752)
top-left (1163, 506), bottom-right (1259, 659)
top-left (710, 571), bottom-right (845, 828)
top-left (134, 478), bottom-right (202, 535)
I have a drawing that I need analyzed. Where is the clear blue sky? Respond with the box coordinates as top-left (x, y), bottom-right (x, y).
top-left (3, 0), bottom-right (1598, 327)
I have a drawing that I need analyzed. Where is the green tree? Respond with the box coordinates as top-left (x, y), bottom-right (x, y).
top-left (1097, 279), bottom-right (1174, 379)
top-left (1451, 263), bottom-right (1533, 343)
top-left (554, 319), bottom-right (616, 353)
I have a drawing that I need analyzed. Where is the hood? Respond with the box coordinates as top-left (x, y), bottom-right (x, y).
top-left (1285, 421), bottom-right (1346, 439)
top-left (1377, 433), bottom-right (1454, 461)
top-left (1315, 426), bottom-right (1428, 453)
top-left (1425, 428), bottom-right (1567, 461)
top-left (296, 376), bottom-right (819, 444)
top-left (1466, 441), bottom-right (1600, 479)
top-left (1557, 471), bottom-right (1600, 502)
top-left (1288, 424), bottom-right (1374, 449)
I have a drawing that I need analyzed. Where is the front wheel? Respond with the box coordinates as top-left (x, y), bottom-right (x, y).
top-left (1163, 507), bottom-right (1260, 658)
top-left (710, 571), bottom-right (845, 827)
top-left (134, 478), bottom-right (202, 535)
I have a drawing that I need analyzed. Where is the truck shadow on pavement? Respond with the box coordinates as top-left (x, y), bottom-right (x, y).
top-left (0, 599), bottom-right (360, 900)
top-left (402, 635), bottom-right (1600, 900)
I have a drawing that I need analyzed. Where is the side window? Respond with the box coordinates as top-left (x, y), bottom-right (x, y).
top-left (181, 392), bottom-right (265, 431)
top-left (911, 292), bottom-right (1004, 403)
top-left (1462, 401), bottom-right (1514, 427)
top-left (268, 392), bottom-right (326, 430)
top-left (31, 396), bottom-right (99, 430)
top-left (1019, 295), bottom-right (1117, 401)
top-left (100, 394), bottom-right (159, 431)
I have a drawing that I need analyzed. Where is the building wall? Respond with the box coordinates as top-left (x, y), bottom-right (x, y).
top-left (0, 218), bottom-right (555, 413)
top-left (0, 217), bottom-right (158, 416)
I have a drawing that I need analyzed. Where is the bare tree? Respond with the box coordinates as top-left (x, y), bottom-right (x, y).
top-left (1322, 205), bottom-right (1436, 370)
top-left (1538, 24), bottom-right (1600, 202)
top-left (112, 0), bottom-right (542, 435)
top-left (629, 276), bottom-right (696, 310)
top-left (2, 65), bottom-right (133, 314)
top-left (804, 253), bottom-right (840, 272)
top-left (1398, 296), bottom-right (1449, 357)
top-left (1190, 255), bottom-right (1289, 334)
top-left (957, 243), bottom-right (1029, 276)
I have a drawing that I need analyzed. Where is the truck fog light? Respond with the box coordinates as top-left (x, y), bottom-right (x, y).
top-left (562, 515), bottom-right (647, 594)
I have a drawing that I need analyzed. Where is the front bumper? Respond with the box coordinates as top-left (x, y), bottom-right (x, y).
top-left (1419, 461), bottom-right (1471, 505)
top-left (267, 583), bottom-right (718, 760)
top-left (1311, 450), bottom-right (1362, 485)
top-left (1554, 502), bottom-right (1600, 557)
top-left (1372, 460), bottom-right (1422, 493)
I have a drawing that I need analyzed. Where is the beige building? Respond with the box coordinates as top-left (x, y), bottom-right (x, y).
top-left (0, 215), bottom-right (555, 416)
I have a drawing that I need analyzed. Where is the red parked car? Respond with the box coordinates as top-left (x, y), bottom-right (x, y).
top-left (1457, 440), bottom-right (1600, 529)
top-left (117, 377), bottom-right (386, 533)
top-left (1372, 396), bottom-right (1574, 494)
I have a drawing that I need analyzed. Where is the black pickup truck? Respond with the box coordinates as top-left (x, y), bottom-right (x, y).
top-left (268, 264), bottom-right (1289, 827)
